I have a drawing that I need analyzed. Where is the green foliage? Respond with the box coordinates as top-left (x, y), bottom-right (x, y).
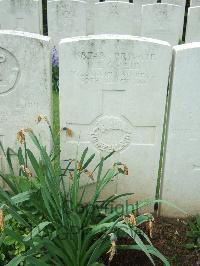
top-left (0, 125), bottom-right (169, 266)
top-left (0, 218), bottom-right (28, 264)
top-left (52, 66), bottom-right (59, 92)
top-left (186, 216), bottom-right (200, 250)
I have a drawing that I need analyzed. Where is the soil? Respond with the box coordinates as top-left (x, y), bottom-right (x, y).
top-left (103, 217), bottom-right (200, 266)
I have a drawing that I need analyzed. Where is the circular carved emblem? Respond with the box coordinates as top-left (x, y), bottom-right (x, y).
top-left (0, 48), bottom-right (20, 94)
top-left (91, 116), bottom-right (131, 152)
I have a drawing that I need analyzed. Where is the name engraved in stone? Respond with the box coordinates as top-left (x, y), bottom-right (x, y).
top-left (77, 51), bottom-right (157, 68)
top-left (0, 48), bottom-right (20, 94)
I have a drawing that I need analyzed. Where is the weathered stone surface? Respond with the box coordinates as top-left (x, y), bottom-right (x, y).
top-left (160, 0), bottom-right (185, 41)
top-left (0, 0), bottom-right (42, 34)
top-left (134, 0), bottom-right (157, 5)
top-left (161, 43), bottom-right (200, 217)
top-left (0, 30), bottom-right (52, 172)
top-left (185, 7), bottom-right (200, 43)
top-left (141, 3), bottom-right (184, 45)
top-left (94, 2), bottom-right (138, 35)
top-left (190, 0), bottom-right (200, 6)
top-left (161, 0), bottom-right (186, 7)
top-left (59, 35), bottom-right (171, 203)
top-left (47, 0), bottom-right (87, 48)
top-left (134, 0), bottom-right (157, 35)
top-left (105, 0), bottom-right (129, 2)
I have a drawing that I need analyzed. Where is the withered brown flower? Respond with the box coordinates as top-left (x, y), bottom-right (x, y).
top-left (36, 115), bottom-right (48, 124)
top-left (66, 128), bottom-right (73, 137)
top-left (107, 240), bottom-right (116, 262)
top-left (123, 164), bottom-right (129, 175)
top-left (123, 213), bottom-right (136, 225)
top-left (17, 129), bottom-right (25, 144)
top-left (147, 220), bottom-right (154, 238)
top-left (0, 209), bottom-right (4, 231)
top-left (20, 165), bottom-right (33, 177)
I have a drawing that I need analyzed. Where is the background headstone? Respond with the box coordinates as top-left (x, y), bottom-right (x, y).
top-left (94, 2), bottom-right (138, 35)
top-left (185, 6), bottom-right (200, 42)
top-left (160, 0), bottom-right (186, 41)
top-left (141, 4), bottom-right (184, 45)
top-left (47, 0), bottom-right (87, 48)
top-left (161, 0), bottom-right (186, 7)
top-left (0, 30), bottom-right (52, 173)
top-left (133, 0), bottom-right (157, 35)
top-left (59, 35), bottom-right (171, 203)
top-left (161, 43), bottom-right (200, 217)
top-left (134, 0), bottom-right (157, 4)
top-left (0, 0), bottom-right (43, 34)
top-left (105, 0), bottom-right (129, 2)
top-left (190, 0), bottom-right (200, 6)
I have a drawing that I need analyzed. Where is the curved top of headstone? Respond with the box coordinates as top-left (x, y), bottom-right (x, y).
top-left (0, 30), bottom-right (50, 42)
top-left (161, 0), bottom-right (186, 7)
top-left (95, 1), bottom-right (134, 4)
top-left (60, 34), bottom-right (171, 47)
top-left (173, 42), bottom-right (200, 51)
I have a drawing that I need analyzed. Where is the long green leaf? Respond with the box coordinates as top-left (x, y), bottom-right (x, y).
top-left (23, 221), bottom-right (51, 242)
top-left (118, 244), bottom-right (170, 266)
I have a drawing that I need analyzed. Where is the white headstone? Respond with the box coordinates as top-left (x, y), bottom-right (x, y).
top-left (185, 7), bottom-right (200, 43)
top-left (161, 43), bottom-right (200, 217)
top-left (133, 0), bottom-right (157, 35)
top-left (0, 0), bottom-right (42, 34)
top-left (59, 35), bottom-right (172, 203)
top-left (0, 31), bottom-right (52, 169)
top-left (161, 1), bottom-right (185, 41)
top-left (141, 4), bottom-right (184, 45)
top-left (161, 0), bottom-right (186, 7)
top-left (47, 0), bottom-right (87, 48)
top-left (105, 0), bottom-right (129, 2)
top-left (134, 0), bottom-right (157, 4)
top-left (190, 0), bottom-right (200, 6)
top-left (86, 0), bottom-right (95, 35)
top-left (94, 2), bottom-right (138, 35)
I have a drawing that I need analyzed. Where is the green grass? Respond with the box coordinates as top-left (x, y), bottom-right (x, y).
top-left (53, 90), bottom-right (59, 136)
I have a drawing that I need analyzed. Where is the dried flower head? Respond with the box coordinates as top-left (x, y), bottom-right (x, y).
top-left (123, 213), bottom-right (136, 225)
top-left (77, 162), bottom-right (81, 171)
top-left (147, 220), bottom-right (154, 238)
top-left (17, 129), bottom-right (25, 144)
top-left (84, 169), bottom-right (94, 180)
top-left (66, 128), bottom-right (73, 137)
top-left (68, 171), bottom-right (73, 180)
top-left (107, 240), bottom-right (116, 262)
top-left (144, 214), bottom-right (154, 239)
top-left (20, 165), bottom-right (33, 177)
top-left (0, 209), bottom-right (4, 231)
top-left (123, 164), bottom-right (128, 175)
top-left (36, 115), bottom-right (48, 124)
top-left (129, 213), bottom-right (136, 225)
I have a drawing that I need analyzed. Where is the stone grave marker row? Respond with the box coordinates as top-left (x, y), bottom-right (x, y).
top-left (1, 30), bottom-right (200, 217)
top-left (48, 1), bottom-right (185, 48)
